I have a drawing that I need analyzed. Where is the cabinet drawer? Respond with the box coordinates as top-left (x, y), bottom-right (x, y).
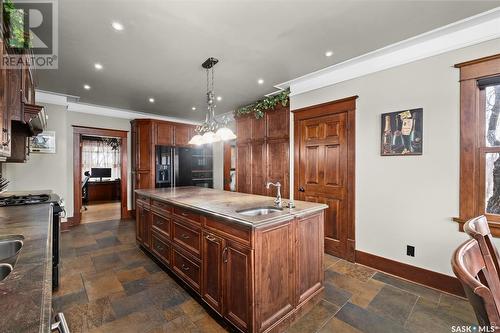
top-left (136, 194), bottom-right (150, 206)
top-left (173, 207), bottom-right (201, 224)
top-left (152, 199), bottom-right (172, 214)
top-left (173, 248), bottom-right (200, 293)
top-left (173, 221), bottom-right (201, 257)
top-left (205, 217), bottom-right (252, 247)
top-left (151, 233), bottom-right (171, 266)
top-left (152, 212), bottom-right (170, 239)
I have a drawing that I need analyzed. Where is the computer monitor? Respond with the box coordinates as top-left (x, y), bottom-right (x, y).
top-left (91, 168), bottom-right (111, 180)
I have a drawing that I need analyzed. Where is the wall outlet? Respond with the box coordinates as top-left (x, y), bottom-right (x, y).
top-left (406, 245), bottom-right (415, 257)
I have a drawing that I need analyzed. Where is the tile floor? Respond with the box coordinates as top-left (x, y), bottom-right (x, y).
top-left (54, 219), bottom-right (476, 333)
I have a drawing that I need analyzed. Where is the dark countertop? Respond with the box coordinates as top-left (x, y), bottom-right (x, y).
top-left (135, 187), bottom-right (328, 227)
top-left (0, 204), bottom-right (53, 333)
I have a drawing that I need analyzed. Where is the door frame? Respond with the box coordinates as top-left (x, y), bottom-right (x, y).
top-left (72, 125), bottom-right (129, 226)
top-left (293, 96), bottom-right (357, 261)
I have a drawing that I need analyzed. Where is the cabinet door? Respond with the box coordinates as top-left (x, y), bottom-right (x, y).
top-left (7, 66), bottom-right (22, 122)
top-left (143, 207), bottom-right (152, 249)
top-left (266, 140), bottom-right (289, 199)
top-left (251, 117), bottom-right (265, 141)
top-left (156, 122), bottom-right (174, 146)
top-left (136, 203), bottom-right (145, 244)
top-left (174, 125), bottom-right (191, 146)
top-left (202, 232), bottom-right (224, 315)
top-left (236, 144), bottom-right (251, 193)
top-left (251, 142), bottom-right (266, 195)
top-left (266, 106), bottom-right (289, 140)
top-left (236, 117), bottom-right (252, 143)
top-left (137, 122), bottom-right (152, 171)
top-left (224, 241), bottom-right (252, 332)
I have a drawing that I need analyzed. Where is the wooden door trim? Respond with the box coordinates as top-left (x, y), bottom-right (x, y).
top-left (72, 125), bottom-right (129, 226)
top-left (293, 96), bottom-right (357, 261)
top-left (223, 142), bottom-right (232, 191)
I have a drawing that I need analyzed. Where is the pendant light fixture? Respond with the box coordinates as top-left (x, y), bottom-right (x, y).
top-left (188, 57), bottom-right (236, 145)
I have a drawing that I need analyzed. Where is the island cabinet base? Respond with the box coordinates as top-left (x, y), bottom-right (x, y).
top-left (135, 194), bottom-right (325, 333)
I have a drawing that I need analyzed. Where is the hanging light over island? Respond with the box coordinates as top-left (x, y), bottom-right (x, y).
top-left (188, 57), bottom-right (236, 145)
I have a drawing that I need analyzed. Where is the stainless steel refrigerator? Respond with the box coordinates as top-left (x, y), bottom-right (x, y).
top-left (155, 146), bottom-right (213, 188)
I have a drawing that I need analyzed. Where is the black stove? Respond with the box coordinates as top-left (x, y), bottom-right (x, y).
top-left (0, 194), bottom-right (51, 206)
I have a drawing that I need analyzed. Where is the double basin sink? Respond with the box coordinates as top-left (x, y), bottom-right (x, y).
top-left (0, 235), bottom-right (24, 281)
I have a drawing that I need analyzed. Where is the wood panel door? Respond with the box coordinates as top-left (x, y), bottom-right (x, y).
top-left (296, 110), bottom-right (352, 259)
top-left (7, 66), bottom-right (22, 122)
top-left (136, 122), bottom-right (152, 171)
top-left (174, 125), bottom-right (192, 146)
top-left (202, 232), bottom-right (224, 315)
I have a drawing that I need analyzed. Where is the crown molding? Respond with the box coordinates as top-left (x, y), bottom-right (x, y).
top-left (275, 7), bottom-right (500, 96)
top-left (35, 90), bottom-right (200, 125)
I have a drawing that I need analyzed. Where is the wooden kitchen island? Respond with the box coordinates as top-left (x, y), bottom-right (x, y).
top-left (135, 187), bottom-right (327, 333)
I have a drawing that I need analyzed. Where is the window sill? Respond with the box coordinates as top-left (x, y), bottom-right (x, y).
top-left (453, 217), bottom-right (500, 237)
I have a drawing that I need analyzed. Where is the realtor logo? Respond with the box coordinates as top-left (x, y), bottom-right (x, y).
top-left (2, 0), bottom-right (58, 69)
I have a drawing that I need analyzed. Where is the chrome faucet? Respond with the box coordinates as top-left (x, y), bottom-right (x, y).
top-left (266, 181), bottom-right (282, 208)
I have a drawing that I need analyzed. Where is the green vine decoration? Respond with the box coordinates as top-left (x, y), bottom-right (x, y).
top-left (3, 0), bottom-right (31, 49)
top-left (234, 89), bottom-right (290, 119)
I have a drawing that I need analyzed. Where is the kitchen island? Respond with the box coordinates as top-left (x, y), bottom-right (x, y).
top-left (135, 187), bottom-right (327, 333)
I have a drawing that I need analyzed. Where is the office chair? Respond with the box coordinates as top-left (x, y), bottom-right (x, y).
top-left (82, 171), bottom-right (90, 211)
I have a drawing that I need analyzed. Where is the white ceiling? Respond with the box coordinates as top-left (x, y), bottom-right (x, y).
top-left (37, 0), bottom-right (500, 121)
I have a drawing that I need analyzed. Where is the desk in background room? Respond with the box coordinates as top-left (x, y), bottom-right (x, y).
top-left (87, 179), bottom-right (121, 202)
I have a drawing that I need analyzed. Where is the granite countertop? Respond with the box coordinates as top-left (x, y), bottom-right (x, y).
top-left (0, 204), bottom-right (53, 333)
top-left (136, 187), bottom-right (328, 227)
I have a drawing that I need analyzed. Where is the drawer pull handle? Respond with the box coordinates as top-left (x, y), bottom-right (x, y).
top-left (181, 264), bottom-right (190, 271)
top-left (156, 220), bottom-right (164, 225)
top-left (156, 245), bottom-right (164, 251)
top-left (181, 212), bottom-right (189, 217)
top-left (181, 233), bottom-right (190, 239)
top-left (205, 234), bottom-right (216, 242)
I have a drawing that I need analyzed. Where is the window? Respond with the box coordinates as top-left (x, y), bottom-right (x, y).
top-left (81, 136), bottom-right (121, 180)
top-left (455, 54), bottom-right (500, 235)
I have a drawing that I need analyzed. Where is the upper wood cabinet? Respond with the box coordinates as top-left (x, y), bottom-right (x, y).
top-left (156, 122), bottom-right (174, 146)
top-left (235, 105), bottom-right (290, 198)
top-left (174, 124), bottom-right (193, 146)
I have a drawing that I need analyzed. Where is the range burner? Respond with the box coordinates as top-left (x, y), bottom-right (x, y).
top-left (0, 194), bottom-right (50, 206)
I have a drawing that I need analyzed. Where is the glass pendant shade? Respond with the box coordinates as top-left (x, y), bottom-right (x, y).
top-left (189, 57), bottom-right (237, 145)
top-left (215, 127), bottom-right (236, 141)
top-left (188, 134), bottom-right (204, 145)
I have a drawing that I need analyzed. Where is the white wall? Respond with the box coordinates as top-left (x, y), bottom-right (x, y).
top-left (291, 38), bottom-right (500, 276)
top-left (2, 103), bottom-right (132, 219)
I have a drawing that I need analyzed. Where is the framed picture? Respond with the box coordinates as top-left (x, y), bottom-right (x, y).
top-left (30, 131), bottom-right (56, 154)
top-left (381, 108), bottom-right (422, 156)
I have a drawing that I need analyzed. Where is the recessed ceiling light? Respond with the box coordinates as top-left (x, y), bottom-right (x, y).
top-left (83, 84), bottom-right (91, 90)
top-left (325, 50), bottom-right (334, 57)
top-left (191, 107), bottom-right (196, 111)
top-left (94, 63), bottom-right (103, 70)
top-left (111, 21), bottom-right (124, 31)
top-left (216, 96), bottom-right (222, 101)
top-left (257, 79), bottom-right (264, 85)
top-left (148, 97), bottom-right (155, 103)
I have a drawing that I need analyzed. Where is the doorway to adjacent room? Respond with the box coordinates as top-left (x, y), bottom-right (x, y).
top-left (293, 96), bottom-right (357, 261)
top-left (72, 126), bottom-right (128, 225)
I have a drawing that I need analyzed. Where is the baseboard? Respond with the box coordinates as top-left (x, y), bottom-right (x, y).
top-left (355, 250), bottom-right (465, 298)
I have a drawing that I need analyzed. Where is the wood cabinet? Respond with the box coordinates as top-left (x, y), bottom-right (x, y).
top-left (131, 119), bottom-right (197, 207)
top-left (202, 232), bottom-right (224, 314)
top-left (135, 191), bottom-right (325, 333)
top-left (236, 105), bottom-right (290, 198)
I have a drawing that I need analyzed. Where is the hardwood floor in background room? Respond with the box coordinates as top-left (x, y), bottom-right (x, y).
top-left (81, 202), bottom-right (121, 224)
top-left (54, 219), bottom-right (475, 333)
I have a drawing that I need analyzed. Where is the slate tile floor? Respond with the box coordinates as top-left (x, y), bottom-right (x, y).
top-left (54, 219), bottom-right (476, 333)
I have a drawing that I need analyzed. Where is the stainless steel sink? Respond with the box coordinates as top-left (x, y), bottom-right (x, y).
top-left (236, 206), bottom-right (283, 217)
top-left (0, 263), bottom-right (13, 281)
top-left (0, 235), bottom-right (24, 265)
